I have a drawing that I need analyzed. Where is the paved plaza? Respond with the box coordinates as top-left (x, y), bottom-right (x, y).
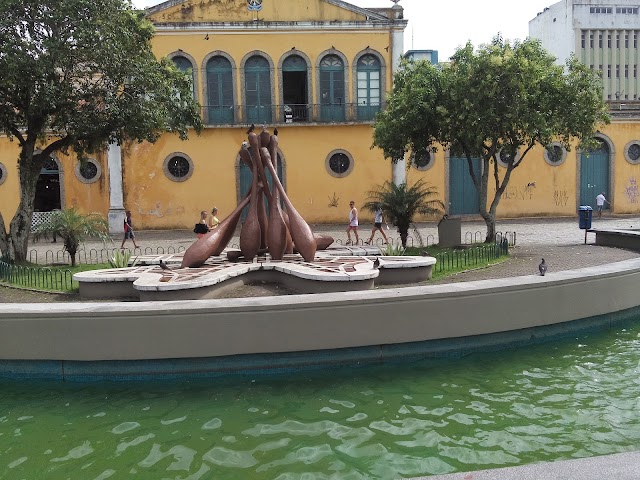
top-left (2, 215), bottom-right (640, 302)
top-left (28, 214), bottom-right (640, 275)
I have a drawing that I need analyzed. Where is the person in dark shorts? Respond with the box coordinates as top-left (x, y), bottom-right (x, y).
top-left (365, 205), bottom-right (388, 245)
top-left (120, 210), bottom-right (139, 249)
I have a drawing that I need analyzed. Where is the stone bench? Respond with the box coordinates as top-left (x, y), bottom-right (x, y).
top-left (588, 228), bottom-right (640, 251)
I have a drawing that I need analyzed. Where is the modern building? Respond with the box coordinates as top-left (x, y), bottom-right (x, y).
top-left (529, 0), bottom-right (640, 100)
top-left (403, 49), bottom-right (439, 64)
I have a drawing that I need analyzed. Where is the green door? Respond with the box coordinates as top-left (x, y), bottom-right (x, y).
top-left (206, 56), bottom-right (234, 124)
top-left (449, 155), bottom-right (481, 215)
top-left (239, 155), bottom-right (284, 221)
top-left (580, 140), bottom-right (610, 209)
top-left (320, 55), bottom-right (345, 122)
top-left (245, 56), bottom-right (272, 124)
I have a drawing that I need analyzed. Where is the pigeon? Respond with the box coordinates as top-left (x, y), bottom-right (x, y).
top-left (421, 250), bottom-right (430, 256)
top-left (372, 258), bottom-right (380, 269)
top-left (159, 259), bottom-right (170, 270)
top-left (247, 123), bottom-right (255, 134)
top-left (273, 128), bottom-right (278, 136)
top-left (538, 258), bottom-right (547, 276)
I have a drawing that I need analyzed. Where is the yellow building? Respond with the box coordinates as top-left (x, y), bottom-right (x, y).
top-left (1, 0), bottom-right (640, 234)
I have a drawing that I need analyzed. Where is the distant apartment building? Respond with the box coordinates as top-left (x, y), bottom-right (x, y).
top-left (529, 0), bottom-right (640, 100)
top-left (403, 49), bottom-right (439, 64)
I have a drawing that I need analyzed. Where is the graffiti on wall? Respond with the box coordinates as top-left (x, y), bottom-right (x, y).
top-left (626, 177), bottom-right (639, 204)
top-left (328, 192), bottom-right (339, 208)
top-left (501, 184), bottom-right (534, 201)
top-left (553, 190), bottom-right (569, 207)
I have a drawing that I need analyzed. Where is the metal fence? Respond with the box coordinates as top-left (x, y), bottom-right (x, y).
top-left (0, 256), bottom-right (76, 292)
top-left (335, 231), bottom-right (517, 248)
top-left (25, 245), bottom-right (187, 265)
top-left (432, 242), bottom-right (509, 275)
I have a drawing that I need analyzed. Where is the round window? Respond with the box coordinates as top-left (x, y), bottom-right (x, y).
top-left (0, 162), bottom-right (6, 186)
top-left (325, 150), bottom-right (354, 178)
top-left (543, 143), bottom-right (567, 166)
top-left (624, 141), bottom-right (640, 164)
top-left (413, 150), bottom-right (434, 171)
top-left (74, 159), bottom-right (101, 184)
top-left (163, 153), bottom-right (194, 182)
top-left (497, 149), bottom-right (520, 168)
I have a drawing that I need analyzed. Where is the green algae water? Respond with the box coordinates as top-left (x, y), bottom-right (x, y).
top-left (3, 325), bottom-right (640, 480)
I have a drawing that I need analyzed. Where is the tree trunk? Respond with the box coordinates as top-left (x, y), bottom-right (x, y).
top-left (9, 145), bottom-right (43, 263)
top-left (0, 211), bottom-right (8, 259)
top-left (399, 226), bottom-right (409, 248)
top-left (482, 211), bottom-right (497, 243)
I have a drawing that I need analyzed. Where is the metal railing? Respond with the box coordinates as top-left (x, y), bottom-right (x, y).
top-left (0, 256), bottom-right (76, 292)
top-left (201, 102), bottom-right (382, 126)
top-left (25, 245), bottom-right (186, 265)
top-left (432, 242), bottom-right (509, 275)
top-left (335, 231), bottom-right (517, 248)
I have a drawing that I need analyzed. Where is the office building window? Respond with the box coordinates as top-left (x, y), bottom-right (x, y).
top-left (608, 64), bottom-right (611, 77)
top-left (599, 34), bottom-right (603, 48)
top-left (616, 65), bottom-right (620, 77)
top-left (590, 33), bottom-right (594, 48)
top-left (608, 34), bottom-right (612, 48)
top-left (626, 34), bottom-right (629, 48)
top-left (625, 65), bottom-right (629, 78)
top-left (617, 34), bottom-right (620, 48)
top-left (581, 33), bottom-right (585, 48)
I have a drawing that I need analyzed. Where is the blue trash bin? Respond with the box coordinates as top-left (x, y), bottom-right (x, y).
top-left (579, 206), bottom-right (593, 230)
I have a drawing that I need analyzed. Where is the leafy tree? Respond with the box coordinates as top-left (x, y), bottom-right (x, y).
top-left (0, 0), bottom-right (203, 261)
top-left (31, 208), bottom-right (109, 266)
top-left (373, 35), bottom-right (609, 242)
top-left (364, 180), bottom-right (443, 247)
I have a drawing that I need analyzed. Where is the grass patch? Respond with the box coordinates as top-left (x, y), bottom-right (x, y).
top-left (0, 262), bottom-right (110, 292)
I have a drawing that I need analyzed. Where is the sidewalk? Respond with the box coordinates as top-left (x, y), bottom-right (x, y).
top-left (25, 215), bottom-right (640, 258)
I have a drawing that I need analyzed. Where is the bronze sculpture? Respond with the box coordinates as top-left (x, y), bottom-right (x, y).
top-left (181, 126), bottom-right (326, 267)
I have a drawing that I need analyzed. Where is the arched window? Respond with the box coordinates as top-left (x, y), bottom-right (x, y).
top-left (282, 55), bottom-right (309, 122)
top-left (356, 54), bottom-right (381, 120)
top-left (320, 55), bottom-right (345, 122)
top-left (244, 55), bottom-right (272, 124)
top-left (172, 55), bottom-right (196, 98)
top-left (206, 56), bottom-right (234, 124)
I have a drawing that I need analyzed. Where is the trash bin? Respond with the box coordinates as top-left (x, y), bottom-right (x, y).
top-left (579, 205), bottom-right (593, 230)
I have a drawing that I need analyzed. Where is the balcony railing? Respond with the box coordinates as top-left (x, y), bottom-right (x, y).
top-left (201, 103), bottom-right (383, 126)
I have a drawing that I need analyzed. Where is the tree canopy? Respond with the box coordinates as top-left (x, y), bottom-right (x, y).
top-left (0, 0), bottom-right (203, 260)
top-left (373, 35), bottom-right (610, 241)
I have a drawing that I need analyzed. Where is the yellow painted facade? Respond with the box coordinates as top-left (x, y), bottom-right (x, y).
top-left (2, 0), bottom-right (640, 232)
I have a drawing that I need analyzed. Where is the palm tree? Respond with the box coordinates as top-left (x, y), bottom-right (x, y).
top-left (364, 180), bottom-right (444, 248)
top-left (31, 208), bottom-right (109, 266)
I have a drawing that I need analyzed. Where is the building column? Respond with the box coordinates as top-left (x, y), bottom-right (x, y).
top-left (392, 159), bottom-right (406, 186)
top-left (107, 142), bottom-right (125, 234)
top-left (390, 6), bottom-right (406, 185)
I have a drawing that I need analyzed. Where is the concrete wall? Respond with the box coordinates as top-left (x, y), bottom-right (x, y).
top-left (1, 258), bottom-right (640, 362)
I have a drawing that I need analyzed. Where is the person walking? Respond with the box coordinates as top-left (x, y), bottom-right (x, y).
top-left (120, 210), bottom-right (139, 249)
top-left (194, 210), bottom-right (209, 238)
top-left (346, 200), bottom-right (359, 245)
top-left (208, 207), bottom-right (220, 230)
top-left (595, 192), bottom-right (610, 217)
top-left (365, 205), bottom-right (388, 245)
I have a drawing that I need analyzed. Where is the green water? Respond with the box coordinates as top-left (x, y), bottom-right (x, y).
top-left (3, 326), bottom-right (640, 480)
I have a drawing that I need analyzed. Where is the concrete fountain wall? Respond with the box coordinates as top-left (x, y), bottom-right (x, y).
top-left (1, 257), bottom-right (640, 380)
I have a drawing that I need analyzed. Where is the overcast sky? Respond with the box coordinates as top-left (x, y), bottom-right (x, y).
top-left (131, 0), bottom-right (556, 61)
